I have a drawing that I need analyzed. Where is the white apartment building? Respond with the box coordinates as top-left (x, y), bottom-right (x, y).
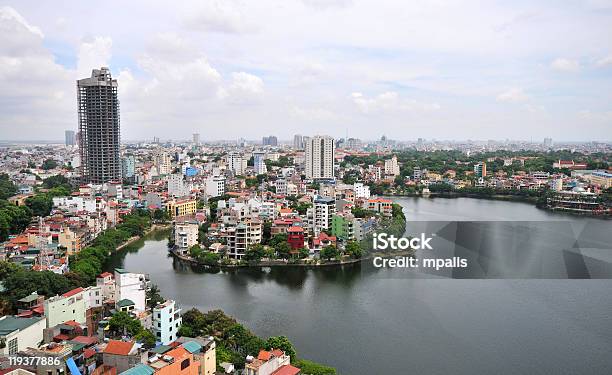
top-left (384, 156), bottom-right (400, 177)
top-left (96, 272), bottom-right (116, 304)
top-left (114, 268), bottom-right (148, 311)
top-left (206, 175), bottom-right (226, 198)
top-left (305, 135), bottom-right (335, 180)
top-left (156, 152), bottom-right (172, 175)
top-left (226, 219), bottom-right (263, 259)
top-left (353, 182), bottom-right (371, 198)
top-left (44, 288), bottom-right (88, 328)
top-left (167, 174), bottom-right (188, 198)
top-left (52, 196), bottom-right (103, 213)
top-left (174, 220), bottom-right (199, 255)
top-left (310, 196), bottom-right (336, 234)
top-left (152, 300), bottom-right (182, 345)
top-left (227, 152), bottom-right (248, 175)
top-left (275, 178), bottom-right (287, 195)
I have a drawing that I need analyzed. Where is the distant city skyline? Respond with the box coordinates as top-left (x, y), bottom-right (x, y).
top-left (1, 1), bottom-right (611, 141)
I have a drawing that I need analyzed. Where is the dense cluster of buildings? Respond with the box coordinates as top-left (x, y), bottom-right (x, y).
top-left (0, 66), bottom-right (610, 374)
top-left (0, 265), bottom-right (217, 374)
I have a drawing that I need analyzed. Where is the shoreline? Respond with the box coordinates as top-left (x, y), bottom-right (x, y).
top-left (386, 193), bottom-right (610, 218)
top-left (115, 223), bottom-right (172, 251)
top-left (168, 249), bottom-right (365, 268)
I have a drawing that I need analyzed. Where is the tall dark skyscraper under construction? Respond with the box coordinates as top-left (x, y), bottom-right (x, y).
top-left (77, 67), bottom-right (121, 184)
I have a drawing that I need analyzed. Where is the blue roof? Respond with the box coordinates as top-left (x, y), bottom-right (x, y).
top-left (120, 364), bottom-right (154, 375)
top-left (182, 341), bottom-right (202, 354)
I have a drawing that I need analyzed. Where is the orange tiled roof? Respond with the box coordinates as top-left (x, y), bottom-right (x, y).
top-left (104, 340), bottom-right (134, 356)
top-left (257, 350), bottom-right (271, 361)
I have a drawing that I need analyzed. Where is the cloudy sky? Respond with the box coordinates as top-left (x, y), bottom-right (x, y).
top-left (0, 0), bottom-right (611, 142)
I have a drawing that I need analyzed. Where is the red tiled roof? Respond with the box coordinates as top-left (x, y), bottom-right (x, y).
top-left (62, 287), bottom-right (84, 298)
top-left (104, 340), bottom-right (134, 356)
top-left (271, 365), bottom-right (301, 375)
top-left (271, 349), bottom-right (284, 358)
top-left (257, 350), bottom-right (271, 361)
top-left (72, 336), bottom-right (98, 345)
top-left (84, 348), bottom-right (97, 359)
top-left (98, 272), bottom-right (113, 278)
top-left (287, 226), bottom-right (303, 233)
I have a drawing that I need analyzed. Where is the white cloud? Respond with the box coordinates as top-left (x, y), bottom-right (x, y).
top-left (350, 92), bottom-right (440, 114)
top-left (551, 58), bottom-right (580, 72)
top-left (291, 105), bottom-right (338, 121)
top-left (578, 109), bottom-right (612, 121)
top-left (1, 2), bottom-right (612, 141)
top-left (182, 0), bottom-right (254, 34)
top-left (595, 55), bottom-right (612, 67)
top-left (496, 88), bottom-right (529, 103)
top-left (77, 36), bottom-right (112, 77)
top-left (221, 72), bottom-right (264, 104)
top-left (0, 6), bottom-right (74, 137)
top-left (301, 0), bottom-right (353, 10)
top-left (0, 6), bottom-right (43, 38)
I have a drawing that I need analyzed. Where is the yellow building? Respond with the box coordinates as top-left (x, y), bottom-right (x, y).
top-left (58, 227), bottom-right (83, 255)
top-left (166, 199), bottom-right (197, 218)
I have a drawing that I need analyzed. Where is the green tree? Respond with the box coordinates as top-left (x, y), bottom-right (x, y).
top-left (244, 244), bottom-right (265, 263)
top-left (152, 209), bottom-right (169, 222)
top-left (41, 159), bottom-right (58, 170)
top-left (344, 241), bottom-right (363, 259)
top-left (0, 174), bottom-right (17, 200)
top-left (147, 284), bottom-right (165, 310)
top-left (275, 242), bottom-right (291, 259)
top-left (0, 261), bottom-right (21, 280)
top-left (320, 245), bottom-right (339, 261)
top-left (189, 244), bottom-right (203, 258)
top-left (42, 175), bottom-right (72, 190)
top-left (135, 329), bottom-right (156, 348)
top-left (108, 311), bottom-right (143, 337)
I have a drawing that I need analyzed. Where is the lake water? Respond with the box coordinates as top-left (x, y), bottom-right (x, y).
top-left (106, 197), bottom-right (612, 375)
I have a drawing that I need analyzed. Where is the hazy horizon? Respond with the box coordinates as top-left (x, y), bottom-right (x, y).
top-left (1, 1), bottom-right (611, 141)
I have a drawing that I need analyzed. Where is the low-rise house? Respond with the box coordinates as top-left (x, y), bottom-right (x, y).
top-left (175, 337), bottom-right (216, 375)
top-left (102, 340), bottom-right (146, 374)
top-left (0, 316), bottom-right (46, 356)
top-left (145, 345), bottom-right (201, 374)
top-left (44, 288), bottom-right (88, 328)
top-left (245, 349), bottom-right (298, 375)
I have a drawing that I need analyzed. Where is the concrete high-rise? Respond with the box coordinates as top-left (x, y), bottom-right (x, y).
top-left (65, 130), bottom-right (75, 146)
top-left (262, 136), bottom-right (278, 146)
top-left (193, 133), bottom-right (200, 145)
top-left (253, 151), bottom-right (267, 175)
top-left (293, 134), bottom-right (304, 149)
top-left (305, 135), bottom-right (335, 180)
top-left (226, 151), bottom-right (247, 175)
top-left (77, 67), bottom-right (121, 184)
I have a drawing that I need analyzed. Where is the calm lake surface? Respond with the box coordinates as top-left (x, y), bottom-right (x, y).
top-left (106, 198), bottom-right (612, 375)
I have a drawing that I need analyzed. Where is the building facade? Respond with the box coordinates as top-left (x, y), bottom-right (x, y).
top-left (77, 67), bottom-right (121, 184)
top-left (152, 300), bottom-right (182, 345)
top-left (305, 136), bottom-right (335, 180)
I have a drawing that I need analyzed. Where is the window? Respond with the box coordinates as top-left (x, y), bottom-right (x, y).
top-left (8, 338), bottom-right (18, 355)
top-left (180, 358), bottom-right (190, 370)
